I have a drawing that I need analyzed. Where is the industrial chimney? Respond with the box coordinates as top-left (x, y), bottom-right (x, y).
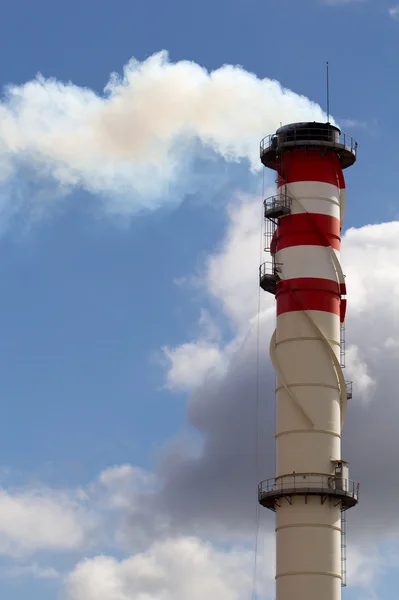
top-left (258, 122), bottom-right (359, 600)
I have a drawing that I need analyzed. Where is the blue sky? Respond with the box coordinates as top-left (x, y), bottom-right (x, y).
top-left (0, 0), bottom-right (398, 598)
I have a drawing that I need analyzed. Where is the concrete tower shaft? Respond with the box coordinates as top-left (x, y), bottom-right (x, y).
top-left (258, 123), bottom-right (359, 600)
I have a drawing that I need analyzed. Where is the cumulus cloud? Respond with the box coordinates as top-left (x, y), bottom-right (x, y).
top-left (161, 194), bottom-right (276, 398)
top-left (154, 197), bottom-right (399, 548)
top-left (162, 341), bottom-right (226, 391)
top-left (346, 545), bottom-right (383, 590)
top-left (58, 465), bottom-right (383, 600)
top-left (0, 487), bottom-right (97, 556)
top-left (0, 466), bottom-right (161, 566)
top-left (65, 536), bottom-right (273, 600)
top-left (0, 51), bottom-right (328, 221)
top-left (0, 465), bottom-right (383, 597)
top-left (204, 194), bottom-right (275, 329)
top-left (0, 470), bottom-right (271, 596)
top-left (97, 464), bottom-right (156, 511)
top-left (345, 345), bottom-right (375, 402)
top-left (0, 49), bottom-right (393, 598)
top-left (81, 464), bottom-right (167, 553)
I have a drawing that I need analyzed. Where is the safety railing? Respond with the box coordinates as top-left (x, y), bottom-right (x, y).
top-left (259, 261), bottom-right (281, 279)
top-left (259, 261), bottom-right (282, 295)
top-left (258, 474), bottom-right (359, 501)
top-left (263, 193), bottom-right (292, 220)
top-left (345, 381), bottom-right (353, 400)
top-left (260, 128), bottom-right (358, 160)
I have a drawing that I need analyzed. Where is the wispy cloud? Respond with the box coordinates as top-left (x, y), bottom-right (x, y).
top-left (0, 563), bottom-right (60, 580)
top-left (339, 118), bottom-right (369, 129)
top-left (389, 6), bottom-right (399, 19)
top-left (323, 0), bottom-right (367, 5)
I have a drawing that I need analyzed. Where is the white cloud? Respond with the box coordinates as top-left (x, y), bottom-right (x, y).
top-left (0, 52), bottom-right (328, 220)
top-left (65, 536), bottom-right (273, 600)
top-left (389, 6), bottom-right (399, 19)
top-left (155, 196), bottom-right (399, 547)
top-left (161, 193), bottom-right (276, 393)
top-left (347, 544), bottom-right (383, 589)
top-left (0, 50), bottom-right (395, 597)
top-left (0, 487), bottom-right (97, 556)
top-left (88, 464), bottom-right (174, 554)
top-left (204, 194), bottom-right (275, 330)
top-left (0, 466), bottom-right (385, 597)
top-left (163, 341), bottom-right (226, 391)
top-left (345, 345), bottom-right (375, 403)
top-left (98, 464), bottom-right (156, 510)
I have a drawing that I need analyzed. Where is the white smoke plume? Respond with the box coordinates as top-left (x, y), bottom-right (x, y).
top-left (0, 51), bottom-right (328, 216)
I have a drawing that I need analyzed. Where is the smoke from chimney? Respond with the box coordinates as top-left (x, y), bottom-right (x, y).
top-left (0, 51), bottom-right (328, 217)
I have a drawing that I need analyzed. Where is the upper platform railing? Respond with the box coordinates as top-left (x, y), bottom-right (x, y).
top-left (258, 473), bottom-right (359, 512)
top-left (260, 126), bottom-right (358, 170)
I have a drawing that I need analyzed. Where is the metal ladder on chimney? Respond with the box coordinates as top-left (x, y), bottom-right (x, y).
top-left (341, 511), bottom-right (347, 587)
top-left (340, 323), bottom-right (346, 368)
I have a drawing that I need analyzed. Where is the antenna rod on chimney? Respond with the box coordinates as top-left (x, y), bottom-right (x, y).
top-left (326, 61), bottom-right (330, 124)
